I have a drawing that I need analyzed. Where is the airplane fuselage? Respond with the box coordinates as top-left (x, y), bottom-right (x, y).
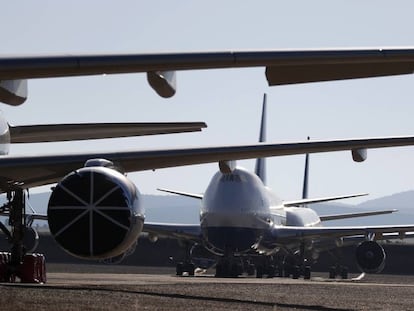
top-left (0, 112), bottom-right (10, 155)
top-left (200, 167), bottom-right (321, 256)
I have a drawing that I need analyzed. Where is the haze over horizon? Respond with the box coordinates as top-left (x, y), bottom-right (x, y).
top-left (14, 188), bottom-right (414, 227)
top-left (1, 1), bottom-right (414, 204)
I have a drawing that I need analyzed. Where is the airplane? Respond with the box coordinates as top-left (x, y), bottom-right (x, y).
top-left (0, 47), bottom-right (414, 283)
top-left (153, 94), bottom-right (413, 279)
top-left (0, 120), bottom-right (409, 283)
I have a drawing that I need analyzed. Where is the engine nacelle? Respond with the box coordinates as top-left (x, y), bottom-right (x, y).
top-left (47, 165), bottom-right (144, 260)
top-left (355, 241), bottom-right (386, 274)
top-left (23, 227), bottom-right (39, 253)
top-left (147, 71), bottom-right (176, 98)
top-left (0, 80), bottom-right (27, 106)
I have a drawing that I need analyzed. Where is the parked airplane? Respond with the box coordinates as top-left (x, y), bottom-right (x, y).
top-left (2, 47), bottom-right (414, 104)
top-left (0, 105), bottom-right (413, 283)
top-left (154, 94), bottom-right (411, 279)
top-left (1, 47), bottom-right (414, 283)
top-left (0, 121), bottom-right (408, 283)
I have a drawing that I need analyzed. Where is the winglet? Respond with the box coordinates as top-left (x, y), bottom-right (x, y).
top-left (254, 94), bottom-right (267, 184)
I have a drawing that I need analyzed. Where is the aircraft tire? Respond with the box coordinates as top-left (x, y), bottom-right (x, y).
top-left (176, 263), bottom-right (183, 276)
top-left (304, 266), bottom-right (311, 280)
top-left (329, 266), bottom-right (336, 279)
top-left (341, 267), bottom-right (348, 279)
top-left (256, 265), bottom-right (264, 278)
top-left (292, 266), bottom-right (300, 279)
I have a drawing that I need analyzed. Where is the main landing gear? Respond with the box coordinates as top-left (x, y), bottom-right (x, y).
top-left (215, 256), bottom-right (244, 277)
top-left (175, 242), bottom-right (195, 276)
top-left (0, 189), bottom-right (46, 283)
top-left (328, 264), bottom-right (349, 280)
top-left (327, 250), bottom-right (349, 280)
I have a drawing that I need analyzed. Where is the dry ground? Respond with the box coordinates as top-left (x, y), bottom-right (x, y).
top-left (1, 264), bottom-right (414, 311)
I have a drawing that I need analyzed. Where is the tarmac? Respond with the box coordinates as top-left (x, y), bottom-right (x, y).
top-left (1, 264), bottom-right (414, 310)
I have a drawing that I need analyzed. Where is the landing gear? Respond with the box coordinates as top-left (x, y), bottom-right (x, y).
top-left (274, 251), bottom-right (312, 280)
top-left (254, 256), bottom-right (276, 278)
top-left (329, 265), bottom-right (349, 279)
top-left (279, 263), bottom-right (311, 280)
top-left (176, 261), bottom-right (195, 276)
top-left (215, 256), bottom-right (243, 277)
top-left (0, 189), bottom-right (46, 283)
top-left (327, 250), bottom-right (349, 279)
top-left (175, 242), bottom-right (195, 276)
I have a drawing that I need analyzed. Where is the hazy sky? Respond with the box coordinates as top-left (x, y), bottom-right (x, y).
top-left (2, 1), bottom-right (414, 204)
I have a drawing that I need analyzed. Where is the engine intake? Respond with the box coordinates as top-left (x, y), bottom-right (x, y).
top-left (355, 241), bottom-right (386, 274)
top-left (47, 165), bottom-right (144, 260)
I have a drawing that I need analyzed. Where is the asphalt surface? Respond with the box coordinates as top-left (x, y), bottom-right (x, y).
top-left (1, 264), bottom-right (414, 310)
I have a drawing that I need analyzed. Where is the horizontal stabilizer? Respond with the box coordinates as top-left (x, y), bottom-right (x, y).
top-left (283, 193), bottom-right (368, 207)
top-left (9, 122), bottom-right (206, 143)
top-left (319, 209), bottom-right (397, 221)
top-left (157, 188), bottom-right (203, 200)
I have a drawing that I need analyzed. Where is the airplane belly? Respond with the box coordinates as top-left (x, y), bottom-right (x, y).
top-left (203, 226), bottom-right (262, 254)
top-left (201, 212), bottom-right (270, 254)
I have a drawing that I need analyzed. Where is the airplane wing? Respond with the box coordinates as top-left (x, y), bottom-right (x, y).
top-left (282, 193), bottom-right (368, 207)
top-left (8, 122), bottom-right (207, 143)
top-left (319, 209), bottom-right (398, 221)
top-left (2, 48), bottom-right (414, 81)
top-left (2, 47), bottom-right (414, 104)
top-left (143, 223), bottom-right (202, 242)
top-left (270, 224), bottom-right (414, 242)
top-left (1, 135), bottom-right (414, 191)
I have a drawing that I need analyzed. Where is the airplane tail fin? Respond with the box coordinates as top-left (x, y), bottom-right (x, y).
top-left (302, 137), bottom-right (310, 200)
top-left (254, 94), bottom-right (267, 185)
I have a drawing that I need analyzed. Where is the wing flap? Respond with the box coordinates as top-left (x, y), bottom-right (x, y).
top-left (266, 61), bottom-right (414, 85)
top-left (9, 122), bottom-right (207, 143)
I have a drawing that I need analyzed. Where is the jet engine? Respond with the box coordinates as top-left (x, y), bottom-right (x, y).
top-left (23, 227), bottom-right (39, 253)
top-left (47, 161), bottom-right (144, 260)
top-left (355, 241), bottom-right (386, 274)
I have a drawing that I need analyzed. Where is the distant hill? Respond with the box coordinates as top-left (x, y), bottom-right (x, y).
top-left (2, 190), bottom-right (414, 227)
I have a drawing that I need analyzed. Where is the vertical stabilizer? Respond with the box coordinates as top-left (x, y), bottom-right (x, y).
top-left (302, 137), bottom-right (310, 200)
top-left (254, 94), bottom-right (267, 184)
